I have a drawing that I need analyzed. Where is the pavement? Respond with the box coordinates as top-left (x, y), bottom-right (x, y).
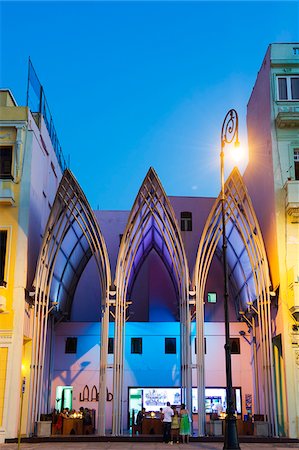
top-left (1, 443), bottom-right (299, 450)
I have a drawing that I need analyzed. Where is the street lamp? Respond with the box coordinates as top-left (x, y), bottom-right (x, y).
top-left (220, 109), bottom-right (240, 450)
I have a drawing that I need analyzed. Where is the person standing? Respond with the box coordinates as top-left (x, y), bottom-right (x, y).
top-left (162, 401), bottom-right (174, 443)
top-left (179, 403), bottom-right (191, 444)
top-left (170, 407), bottom-right (180, 444)
top-left (136, 407), bottom-right (145, 435)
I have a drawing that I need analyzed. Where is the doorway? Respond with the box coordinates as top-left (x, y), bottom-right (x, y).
top-left (55, 386), bottom-right (73, 412)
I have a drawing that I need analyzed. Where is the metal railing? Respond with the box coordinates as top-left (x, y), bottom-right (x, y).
top-left (26, 58), bottom-right (67, 172)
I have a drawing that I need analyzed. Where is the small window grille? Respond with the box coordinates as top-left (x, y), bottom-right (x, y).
top-left (229, 337), bottom-right (240, 354)
top-left (65, 337), bottom-right (77, 354)
top-left (207, 293), bottom-right (217, 303)
top-left (131, 337), bottom-right (142, 354)
top-left (165, 338), bottom-right (176, 354)
top-left (180, 212), bottom-right (192, 231)
top-left (108, 337), bottom-right (114, 354)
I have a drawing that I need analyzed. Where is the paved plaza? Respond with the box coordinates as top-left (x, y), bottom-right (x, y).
top-left (1, 442), bottom-right (299, 450)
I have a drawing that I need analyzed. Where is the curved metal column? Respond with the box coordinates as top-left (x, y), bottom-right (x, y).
top-left (112, 286), bottom-right (126, 435)
top-left (113, 167), bottom-right (190, 434)
top-left (193, 168), bottom-right (277, 437)
top-left (98, 294), bottom-right (110, 435)
top-left (28, 169), bottom-right (111, 436)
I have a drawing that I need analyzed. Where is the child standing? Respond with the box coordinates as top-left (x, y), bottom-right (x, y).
top-left (171, 408), bottom-right (180, 444)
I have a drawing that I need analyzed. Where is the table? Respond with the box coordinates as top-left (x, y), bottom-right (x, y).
top-left (62, 418), bottom-right (83, 435)
top-left (142, 417), bottom-right (163, 435)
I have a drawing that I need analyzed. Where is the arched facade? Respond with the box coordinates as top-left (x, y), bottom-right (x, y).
top-left (193, 168), bottom-right (277, 436)
top-left (112, 167), bottom-right (191, 435)
top-left (27, 166), bottom-right (277, 438)
top-left (28, 169), bottom-right (111, 435)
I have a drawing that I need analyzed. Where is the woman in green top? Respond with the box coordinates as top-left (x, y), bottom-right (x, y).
top-left (179, 403), bottom-right (191, 444)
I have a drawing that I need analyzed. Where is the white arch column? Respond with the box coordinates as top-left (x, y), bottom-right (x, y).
top-left (112, 285), bottom-right (126, 436)
top-left (28, 169), bottom-right (111, 436)
top-left (193, 168), bottom-right (277, 437)
top-left (112, 167), bottom-right (191, 435)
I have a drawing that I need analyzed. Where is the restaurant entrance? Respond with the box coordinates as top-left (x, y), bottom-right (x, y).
top-left (55, 386), bottom-right (73, 412)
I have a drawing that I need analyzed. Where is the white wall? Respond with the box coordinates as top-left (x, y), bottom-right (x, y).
top-left (52, 320), bottom-right (253, 431)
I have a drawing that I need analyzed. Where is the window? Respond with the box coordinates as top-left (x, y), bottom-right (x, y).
top-left (108, 337), bottom-right (114, 354)
top-left (131, 337), bottom-right (142, 354)
top-left (207, 292), bottom-right (217, 303)
top-left (0, 146), bottom-right (13, 179)
top-left (229, 338), bottom-right (240, 354)
top-left (165, 337), bottom-right (176, 354)
top-left (277, 76), bottom-right (299, 100)
top-left (180, 212), bottom-right (192, 231)
top-left (294, 149), bottom-right (299, 180)
top-left (0, 231), bottom-right (7, 286)
top-left (65, 337), bottom-right (77, 354)
top-left (195, 337), bottom-right (207, 354)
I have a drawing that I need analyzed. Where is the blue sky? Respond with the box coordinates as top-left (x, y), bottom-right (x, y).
top-left (1, 1), bottom-right (298, 209)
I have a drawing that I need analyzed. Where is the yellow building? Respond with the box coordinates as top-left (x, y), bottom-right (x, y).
top-left (0, 88), bottom-right (64, 442)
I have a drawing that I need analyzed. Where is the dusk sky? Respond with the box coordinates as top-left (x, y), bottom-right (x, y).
top-left (1, 1), bottom-right (298, 210)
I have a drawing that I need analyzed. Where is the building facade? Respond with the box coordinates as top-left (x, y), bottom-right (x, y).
top-left (244, 42), bottom-right (299, 438)
top-left (0, 89), bottom-right (63, 442)
top-left (29, 166), bottom-right (272, 437)
top-left (1, 43), bottom-right (299, 442)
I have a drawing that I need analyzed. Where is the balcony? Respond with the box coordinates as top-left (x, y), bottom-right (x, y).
top-left (276, 105), bottom-right (299, 128)
top-left (290, 283), bottom-right (299, 322)
top-left (0, 180), bottom-right (15, 205)
top-left (0, 105), bottom-right (28, 122)
top-left (285, 180), bottom-right (299, 220)
top-left (288, 267), bottom-right (299, 322)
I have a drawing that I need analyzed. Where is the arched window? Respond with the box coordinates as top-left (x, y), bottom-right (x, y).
top-left (180, 211), bottom-right (192, 232)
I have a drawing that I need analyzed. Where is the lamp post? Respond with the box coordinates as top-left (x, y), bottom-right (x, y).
top-left (220, 109), bottom-right (240, 450)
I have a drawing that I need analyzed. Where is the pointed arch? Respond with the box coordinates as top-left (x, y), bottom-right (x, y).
top-left (112, 167), bottom-right (191, 435)
top-left (193, 168), bottom-right (277, 436)
top-left (28, 169), bottom-right (111, 435)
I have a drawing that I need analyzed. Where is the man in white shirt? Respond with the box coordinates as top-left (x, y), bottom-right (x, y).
top-left (162, 401), bottom-right (174, 443)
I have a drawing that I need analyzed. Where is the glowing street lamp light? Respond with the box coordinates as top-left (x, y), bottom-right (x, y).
top-left (220, 109), bottom-right (241, 450)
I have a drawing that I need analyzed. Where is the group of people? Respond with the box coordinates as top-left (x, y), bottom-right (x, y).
top-left (162, 402), bottom-right (191, 444)
top-left (136, 403), bottom-right (191, 444)
top-left (53, 407), bottom-right (93, 434)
